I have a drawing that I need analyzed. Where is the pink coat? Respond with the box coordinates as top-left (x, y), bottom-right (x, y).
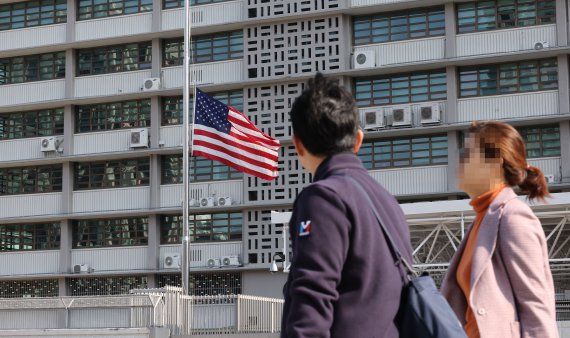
top-left (441, 187), bottom-right (558, 338)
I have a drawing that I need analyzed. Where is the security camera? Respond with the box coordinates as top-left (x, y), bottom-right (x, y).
top-left (269, 260), bottom-right (279, 273)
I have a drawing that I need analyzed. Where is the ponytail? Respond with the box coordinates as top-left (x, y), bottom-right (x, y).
top-left (518, 165), bottom-right (549, 202)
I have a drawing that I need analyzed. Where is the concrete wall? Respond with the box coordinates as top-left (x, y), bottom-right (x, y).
top-left (242, 271), bottom-right (288, 299)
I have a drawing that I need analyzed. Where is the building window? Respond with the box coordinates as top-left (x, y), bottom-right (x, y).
top-left (0, 52), bottom-right (65, 85)
top-left (0, 0), bottom-right (66, 31)
top-left (77, 42), bottom-right (152, 76)
top-left (163, 0), bottom-right (231, 9)
top-left (76, 100), bottom-right (150, 133)
top-left (163, 31), bottom-right (243, 66)
top-left (161, 213), bottom-right (242, 244)
top-left (161, 90), bottom-right (243, 125)
top-left (0, 108), bottom-right (64, 140)
top-left (519, 125), bottom-right (560, 158)
top-left (0, 222), bottom-right (60, 251)
top-left (77, 0), bottom-right (152, 20)
top-left (358, 135), bottom-right (448, 169)
top-left (353, 7), bottom-right (445, 45)
top-left (354, 70), bottom-right (447, 107)
top-left (459, 58), bottom-right (558, 97)
top-left (457, 0), bottom-right (556, 34)
top-left (0, 279), bottom-right (59, 298)
top-left (67, 276), bottom-right (147, 296)
top-left (74, 158), bottom-right (150, 190)
top-left (0, 165), bottom-right (62, 195)
top-left (161, 155), bottom-right (243, 183)
top-left (73, 217), bottom-right (148, 248)
top-left (157, 272), bottom-right (241, 296)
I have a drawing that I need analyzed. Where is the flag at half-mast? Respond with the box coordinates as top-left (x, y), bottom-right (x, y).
top-left (192, 88), bottom-right (281, 180)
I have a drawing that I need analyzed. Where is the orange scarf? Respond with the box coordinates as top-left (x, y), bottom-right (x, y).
top-left (456, 184), bottom-right (506, 338)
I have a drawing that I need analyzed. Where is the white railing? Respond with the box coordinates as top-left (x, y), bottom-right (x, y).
top-left (0, 24), bottom-right (66, 51)
top-left (159, 241), bottom-right (242, 269)
top-left (161, 0), bottom-right (245, 31)
top-left (75, 13), bottom-right (152, 41)
top-left (0, 80), bottom-right (66, 108)
top-left (160, 181), bottom-right (243, 208)
top-left (354, 37), bottom-right (445, 67)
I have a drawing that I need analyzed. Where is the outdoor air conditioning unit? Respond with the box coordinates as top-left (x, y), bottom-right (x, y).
top-left (545, 174), bottom-right (555, 184)
top-left (130, 128), bottom-right (149, 148)
top-left (73, 264), bottom-right (90, 273)
top-left (189, 198), bottom-right (200, 207)
top-left (391, 106), bottom-right (412, 127)
top-left (40, 137), bottom-right (57, 152)
top-left (200, 197), bottom-right (215, 207)
top-left (217, 197), bottom-right (232, 206)
top-left (207, 258), bottom-right (222, 268)
top-left (163, 254), bottom-right (181, 269)
top-left (142, 77), bottom-right (160, 91)
top-left (353, 50), bottom-right (376, 69)
top-left (534, 41), bottom-right (550, 50)
top-left (361, 108), bottom-right (384, 130)
top-left (419, 103), bottom-right (441, 124)
top-left (221, 255), bottom-right (240, 267)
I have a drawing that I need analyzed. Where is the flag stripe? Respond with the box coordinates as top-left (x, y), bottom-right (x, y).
top-left (194, 126), bottom-right (278, 160)
top-left (193, 138), bottom-right (278, 172)
top-left (228, 109), bottom-right (281, 148)
top-left (193, 147), bottom-right (278, 179)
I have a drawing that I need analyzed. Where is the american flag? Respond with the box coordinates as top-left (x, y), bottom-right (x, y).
top-left (192, 88), bottom-right (281, 181)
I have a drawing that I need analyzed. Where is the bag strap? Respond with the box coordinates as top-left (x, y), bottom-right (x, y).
top-left (342, 175), bottom-right (417, 280)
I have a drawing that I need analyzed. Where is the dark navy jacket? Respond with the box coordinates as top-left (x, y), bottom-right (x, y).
top-left (281, 152), bottom-right (413, 338)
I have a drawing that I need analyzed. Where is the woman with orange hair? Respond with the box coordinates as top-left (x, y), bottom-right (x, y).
top-left (441, 121), bottom-right (558, 338)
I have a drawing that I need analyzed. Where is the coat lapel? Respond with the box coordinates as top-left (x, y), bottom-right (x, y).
top-left (470, 187), bottom-right (518, 291)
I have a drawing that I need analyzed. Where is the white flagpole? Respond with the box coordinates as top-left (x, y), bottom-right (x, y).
top-left (181, 0), bottom-right (192, 295)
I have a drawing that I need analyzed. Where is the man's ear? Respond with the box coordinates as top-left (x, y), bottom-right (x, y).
top-left (353, 129), bottom-right (364, 153)
top-left (292, 134), bottom-right (305, 157)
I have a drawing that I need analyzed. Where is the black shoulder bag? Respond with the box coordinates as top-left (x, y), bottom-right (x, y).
top-left (344, 175), bottom-right (467, 338)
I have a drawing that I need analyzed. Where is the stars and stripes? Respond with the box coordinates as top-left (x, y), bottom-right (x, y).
top-left (192, 88), bottom-right (281, 181)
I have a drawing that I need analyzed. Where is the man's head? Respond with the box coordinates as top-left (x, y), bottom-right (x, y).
top-left (290, 73), bottom-right (363, 174)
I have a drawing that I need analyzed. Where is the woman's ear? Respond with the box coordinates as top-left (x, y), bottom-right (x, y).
top-left (353, 129), bottom-right (364, 153)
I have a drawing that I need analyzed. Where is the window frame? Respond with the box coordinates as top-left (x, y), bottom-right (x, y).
top-left (0, 52), bottom-right (66, 85)
top-left (0, 0), bottom-right (67, 31)
top-left (160, 212), bottom-right (243, 244)
top-left (0, 222), bottom-right (60, 252)
top-left (75, 100), bottom-right (151, 133)
top-left (354, 70), bottom-right (447, 107)
top-left (162, 31), bottom-right (243, 67)
top-left (77, 42), bottom-right (152, 76)
top-left (358, 134), bottom-right (448, 169)
top-left (0, 165), bottom-right (63, 196)
top-left (74, 158), bottom-right (150, 190)
top-left (77, 0), bottom-right (152, 21)
top-left (458, 58), bottom-right (558, 98)
top-left (0, 108), bottom-right (64, 140)
top-left (518, 124), bottom-right (561, 158)
top-left (73, 217), bottom-right (149, 248)
top-left (456, 0), bottom-right (556, 34)
top-left (353, 6), bottom-right (445, 46)
top-left (161, 154), bottom-right (243, 182)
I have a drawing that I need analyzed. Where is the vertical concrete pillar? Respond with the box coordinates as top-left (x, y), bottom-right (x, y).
top-left (444, 3), bottom-right (456, 58)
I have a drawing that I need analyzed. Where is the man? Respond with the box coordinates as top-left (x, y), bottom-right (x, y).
top-left (281, 73), bottom-right (413, 338)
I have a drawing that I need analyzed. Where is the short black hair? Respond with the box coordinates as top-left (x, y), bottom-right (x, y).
top-left (290, 73), bottom-right (358, 156)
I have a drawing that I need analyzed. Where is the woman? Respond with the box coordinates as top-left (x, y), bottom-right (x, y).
top-left (441, 121), bottom-right (558, 338)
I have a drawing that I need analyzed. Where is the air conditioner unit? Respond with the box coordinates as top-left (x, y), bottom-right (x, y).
top-left (207, 258), bottom-right (222, 268)
top-left (200, 197), bottom-right (215, 207)
top-left (353, 50), bottom-right (376, 69)
top-left (361, 108), bottom-right (384, 130)
top-left (545, 174), bottom-right (555, 184)
top-left (217, 197), bottom-right (232, 206)
top-left (73, 264), bottom-right (90, 273)
top-left (142, 77), bottom-right (160, 91)
top-left (419, 103), bottom-right (441, 124)
top-left (40, 137), bottom-right (57, 152)
top-left (534, 41), bottom-right (550, 50)
top-left (221, 255), bottom-right (240, 266)
top-left (189, 198), bottom-right (200, 207)
top-left (163, 254), bottom-right (181, 269)
top-left (391, 106), bottom-right (412, 127)
top-left (130, 128), bottom-right (149, 148)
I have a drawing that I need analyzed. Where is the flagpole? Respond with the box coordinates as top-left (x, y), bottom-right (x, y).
top-left (181, 0), bottom-right (191, 295)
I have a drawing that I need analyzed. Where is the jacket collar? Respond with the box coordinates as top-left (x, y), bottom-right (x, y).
top-left (313, 152), bottom-right (366, 182)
